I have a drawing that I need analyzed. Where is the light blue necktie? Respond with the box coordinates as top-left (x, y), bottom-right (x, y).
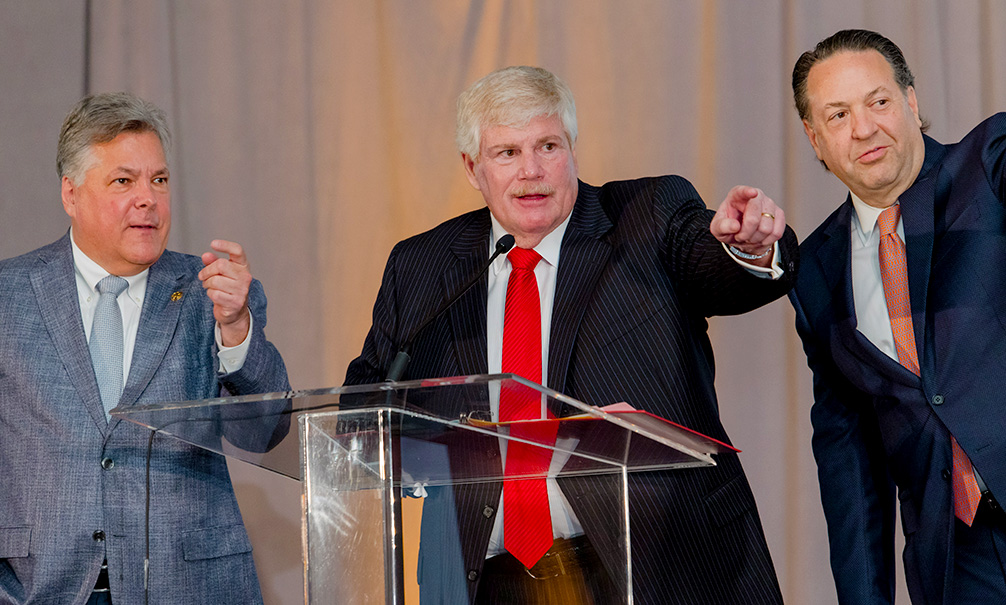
top-left (90, 275), bottom-right (129, 421)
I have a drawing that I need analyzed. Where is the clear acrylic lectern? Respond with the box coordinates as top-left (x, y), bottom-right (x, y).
top-left (114, 374), bottom-right (735, 604)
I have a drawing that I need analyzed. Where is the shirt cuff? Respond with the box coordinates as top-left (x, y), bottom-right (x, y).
top-left (215, 313), bottom-right (253, 374)
top-left (722, 241), bottom-right (785, 280)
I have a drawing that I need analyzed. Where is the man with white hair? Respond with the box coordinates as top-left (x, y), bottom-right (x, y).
top-left (346, 65), bottom-right (797, 604)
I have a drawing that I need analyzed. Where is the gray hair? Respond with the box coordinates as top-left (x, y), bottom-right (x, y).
top-left (57, 92), bottom-right (171, 183)
top-left (456, 66), bottom-right (577, 160)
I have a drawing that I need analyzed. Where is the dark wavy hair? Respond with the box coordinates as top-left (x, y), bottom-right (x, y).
top-left (792, 29), bottom-right (928, 132)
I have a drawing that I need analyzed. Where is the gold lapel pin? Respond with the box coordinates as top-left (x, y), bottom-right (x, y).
top-left (170, 291), bottom-right (183, 302)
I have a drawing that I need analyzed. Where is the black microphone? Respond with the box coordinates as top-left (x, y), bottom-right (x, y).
top-left (385, 234), bottom-right (516, 382)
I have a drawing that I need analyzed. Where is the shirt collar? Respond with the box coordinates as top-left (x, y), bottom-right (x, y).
top-left (489, 210), bottom-right (572, 274)
top-left (69, 227), bottom-right (149, 300)
top-left (849, 191), bottom-right (899, 246)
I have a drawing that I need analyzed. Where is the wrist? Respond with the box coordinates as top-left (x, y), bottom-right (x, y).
top-left (728, 244), bottom-right (772, 260)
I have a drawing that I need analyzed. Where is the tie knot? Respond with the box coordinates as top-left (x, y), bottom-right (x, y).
top-left (507, 247), bottom-right (541, 271)
top-left (877, 204), bottom-right (901, 237)
top-left (96, 275), bottom-right (129, 297)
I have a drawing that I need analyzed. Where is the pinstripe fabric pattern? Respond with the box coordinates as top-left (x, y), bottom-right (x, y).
top-left (346, 175), bottom-right (798, 604)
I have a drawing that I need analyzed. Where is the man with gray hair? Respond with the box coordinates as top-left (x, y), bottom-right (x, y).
top-left (346, 65), bottom-right (798, 604)
top-left (0, 92), bottom-right (289, 604)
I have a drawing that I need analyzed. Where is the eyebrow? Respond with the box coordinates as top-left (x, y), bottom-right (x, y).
top-left (111, 166), bottom-right (169, 177)
top-left (487, 134), bottom-right (564, 150)
top-left (822, 86), bottom-right (890, 111)
top-left (863, 86), bottom-right (888, 100)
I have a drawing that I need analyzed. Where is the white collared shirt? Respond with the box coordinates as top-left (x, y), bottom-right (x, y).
top-left (849, 192), bottom-right (904, 359)
top-left (484, 211), bottom-right (585, 556)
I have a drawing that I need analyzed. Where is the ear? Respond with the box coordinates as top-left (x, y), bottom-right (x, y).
top-left (802, 119), bottom-right (824, 162)
top-left (906, 86), bottom-right (922, 128)
top-left (61, 176), bottom-right (78, 219)
top-left (461, 153), bottom-right (481, 191)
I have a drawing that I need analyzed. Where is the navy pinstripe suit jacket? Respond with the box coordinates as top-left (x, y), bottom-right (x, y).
top-left (346, 175), bottom-right (798, 604)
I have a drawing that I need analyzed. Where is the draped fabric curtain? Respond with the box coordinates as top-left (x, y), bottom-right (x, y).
top-left (2, 1), bottom-right (1003, 602)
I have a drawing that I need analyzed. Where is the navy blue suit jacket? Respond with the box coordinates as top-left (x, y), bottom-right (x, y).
top-left (0, 234), bottom-right (290, 605)
top-left (346, 175), bottom-right (798, 604)
top-left (790, 114), bottom-right (1006, 604)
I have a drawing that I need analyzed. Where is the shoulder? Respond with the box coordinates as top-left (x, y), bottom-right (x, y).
top-left (938, 113), bottom-right (1006, 165)
top-left (0, 237), bottom-right (70, 278)
top-left (968, 112), bottom-right (1006, 141)
top-left (800, 202), bottom-right (849, 253)
top-left (388, 207), bottom-right (489, 260)
top-left (578, 175), bottom-right (704, 237)
top-left (592, 175), bottom-right (701, 206)
top-left (791, 200), bottom-right (850, 302)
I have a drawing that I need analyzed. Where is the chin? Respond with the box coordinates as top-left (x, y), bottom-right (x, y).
top-left (126, 248), bottom-right (166, 268)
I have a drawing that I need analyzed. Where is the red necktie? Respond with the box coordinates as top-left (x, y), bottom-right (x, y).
top-left (877, 204), bottom-right (981, 525)
top-left (500, 246), bottom-right (554, 568)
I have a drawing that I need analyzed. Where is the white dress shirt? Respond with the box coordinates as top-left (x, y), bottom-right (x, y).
top-left (484, 212), bottom-right (585, 556)
top-left (849, 193), bottom-right (903, 358)
top-left (70, 230), bottom-right (251, 391)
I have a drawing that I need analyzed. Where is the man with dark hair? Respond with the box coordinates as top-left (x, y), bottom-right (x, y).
top-left (789, 29), bottom-right (1006, 603)
top-left (347, 65), bottom-right (798, 604)
top-left (0, 92), bottom-right (289, 604)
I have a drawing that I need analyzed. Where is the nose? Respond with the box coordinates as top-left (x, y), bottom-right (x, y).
top-left (133, 180), bottom-right (156, 207)
top-left (518, 153), bottom-right (543, 179)
top-left (850, 109), bottom-right (878, 140)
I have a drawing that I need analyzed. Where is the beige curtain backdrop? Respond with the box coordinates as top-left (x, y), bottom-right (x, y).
top-left (2, 1), bottom-right (1004, 603)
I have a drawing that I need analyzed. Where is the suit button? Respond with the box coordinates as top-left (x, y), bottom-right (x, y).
top-left (467, 570), bottom-right (479, 582)
top-left (933, 394), bottom-right (945, 405)
top-left (482, 506), bottom-right (494, 519)
top-left (93, 530), bottom-right (105, 542)
top-left (100, 457), bottom-right (114, 470)
top-left (942, 469), bottom-right (952, 481)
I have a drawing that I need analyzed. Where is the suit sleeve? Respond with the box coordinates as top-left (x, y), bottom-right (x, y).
top-left (212, 279), bottom-right (292, 452)
top-left (790, 290), bottom-right (897, 604)
top-left (217, 278), bottom-right (290, 396)
top-left (653, 176), bottom-right (799, 316)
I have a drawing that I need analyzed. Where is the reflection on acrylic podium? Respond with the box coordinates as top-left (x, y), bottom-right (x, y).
top-left (115, 373), bottom-right (735, 604)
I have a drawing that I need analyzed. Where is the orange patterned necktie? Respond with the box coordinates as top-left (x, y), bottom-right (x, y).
top-left (877, 204), bottom-right (982, 525)
top-left (500, 247), bottom-right (554, 568)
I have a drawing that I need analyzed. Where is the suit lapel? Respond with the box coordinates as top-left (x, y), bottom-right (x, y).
top-left (30, 235), bottom-right (109, 433)
top-left (816, 201), bottom-right (918, 385)
top-left (549, 182), bottom-right (612, 392)
top-left (900, 136), bottom-right (945, 380)
top-left (446, 212), bottom-right (491, 377)
top-left (116, 253), bottom-right (188, 425)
